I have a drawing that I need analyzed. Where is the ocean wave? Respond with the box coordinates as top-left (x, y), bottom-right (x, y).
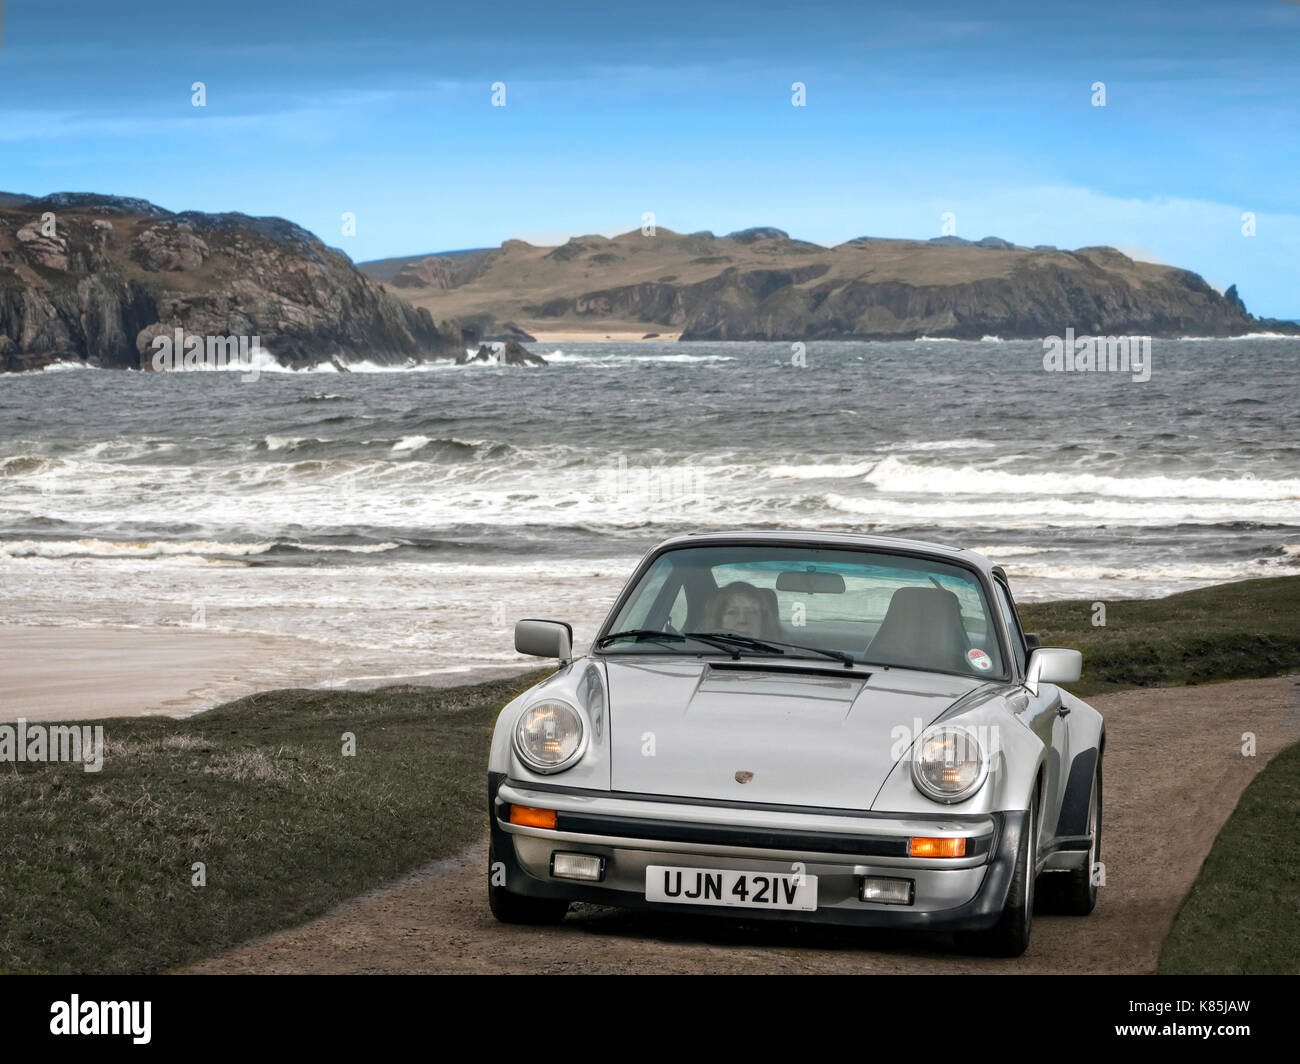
top-left (637, 353), bottom-right (738, 363)
top-left (0, 455), bottom-right (63, 476)
top-left (1173, 332), bottom-right (1300, 342)
top-left (862, 455), bottom-right (1300, 501)
top-left (253, 434), bottom-right (513, 462)
top-left (0, 537), bottom-right (403, 560)
top-left (540, 350), bottom-right (736, 365)
top-left (766, 462), bottom-right (873, 480)
top-left (0, 538), bottom-right (276, 559)
top-left (453, 359), bottom-right (543, 371)
top-left (316, 359), bottom-right (455, 373)
top-left (77, 439), bottom-right (180, 461)
top-left (0, 549), bottom-right (249, 569)
top-left (263, 435), bottom-right (313, 452)
top-left (40, 361), bottom-right (101, 372)
top-left (823, 491), bottom-right (1300, 526)
top-left (969, 544), bottom-right (1069, 557)
top-left (294, 541), bottom-right (401, 554)
top-left (7, 449), bottom-right (1297, 533)
top-left (897, 439), bottom-right (997, 452)
top-left (1002, 562), bottom-right (1264, 582)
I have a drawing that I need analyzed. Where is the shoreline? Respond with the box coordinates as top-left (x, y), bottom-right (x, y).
top-left (0, 624), bottom-right (529, 724)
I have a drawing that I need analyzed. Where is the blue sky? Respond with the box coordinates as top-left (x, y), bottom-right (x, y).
top-left (2, 0), bottom-right (1297, 316)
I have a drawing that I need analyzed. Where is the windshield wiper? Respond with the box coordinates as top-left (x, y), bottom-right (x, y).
top-left (596, 629), bottom-right (744, 658)
top-left (599, 629), bottom-right (857, 668)
top-left (687, 631), bottom-right (857, 668)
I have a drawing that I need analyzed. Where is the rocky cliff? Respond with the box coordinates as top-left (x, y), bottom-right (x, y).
top-left (0, 193), bottom-right (467, 372)
top-left (362, 227), bottom-right (1297, 341)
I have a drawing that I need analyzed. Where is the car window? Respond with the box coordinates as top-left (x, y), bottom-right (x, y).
top-left (994, 581), bottom-right (1028, 674)
top-left (618, 560), bottom-right (672, 629)
top-left (602, 545), bottom-right (1006, 678)
top-left (667, 585), bottom-right (688, 630)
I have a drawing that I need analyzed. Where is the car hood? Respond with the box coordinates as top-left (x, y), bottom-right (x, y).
top-left (605, 657), bottom-right (989, 811)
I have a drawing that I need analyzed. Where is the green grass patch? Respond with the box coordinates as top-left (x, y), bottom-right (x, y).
top-left (1018, 575), bottom-right (1300, 697)
top-left (1158, 740), bottom-right (1300, 974)
top-left (0, 671), bottom-right (547, 974)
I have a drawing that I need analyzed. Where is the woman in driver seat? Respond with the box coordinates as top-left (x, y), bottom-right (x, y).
top-left (706, 581), bottom-right (780, 641)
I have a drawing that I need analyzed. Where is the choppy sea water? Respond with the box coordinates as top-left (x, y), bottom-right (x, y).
top-left (1, 337), bottom-right (1297, 684)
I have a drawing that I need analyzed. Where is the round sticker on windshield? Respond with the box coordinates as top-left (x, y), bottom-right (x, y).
top-left (967, 648), bottom-right (993, 671)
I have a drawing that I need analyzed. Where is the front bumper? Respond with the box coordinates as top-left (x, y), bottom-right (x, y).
top-left (488, 773), bottom-right (1025, 931)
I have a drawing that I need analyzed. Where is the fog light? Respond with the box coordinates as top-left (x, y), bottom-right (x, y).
top-left (908, 836), bottom-right (967, 858)
top-left (860, 877), bottom-right (914, 905)
top-left (510, 804), bottom-right (556, 829)
top-left (551, 852), bottom-right (604, 881)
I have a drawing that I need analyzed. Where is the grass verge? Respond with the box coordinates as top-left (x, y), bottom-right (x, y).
top-left (1018, 575), bottom-right (1300, 697)
top-left (1158, 739), bottom-right (1300, 974)
top-left (0, 671), bottom-right (547, 974)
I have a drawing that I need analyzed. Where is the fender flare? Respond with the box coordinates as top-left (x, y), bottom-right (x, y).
top-left (1055, 743), bottom-right (1102, 838)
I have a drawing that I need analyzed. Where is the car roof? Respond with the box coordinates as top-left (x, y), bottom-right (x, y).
top-left (651, 529), bottom-right (998, 576)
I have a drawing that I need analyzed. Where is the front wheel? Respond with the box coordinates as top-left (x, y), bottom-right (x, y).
top-left (487, 843), bottom-right (569, 925)
top-left (957, 794), bottom-right (1037, 957)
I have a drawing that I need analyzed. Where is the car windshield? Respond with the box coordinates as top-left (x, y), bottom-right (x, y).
top-left (599, 544), bottom-right (1005, 678)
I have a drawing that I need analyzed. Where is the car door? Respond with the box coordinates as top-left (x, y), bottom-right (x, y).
top-left (994, 577), bottom-right (1069, 852)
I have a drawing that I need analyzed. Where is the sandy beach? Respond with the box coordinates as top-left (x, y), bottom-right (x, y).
top-left (528, 329), bottom-right (682, 342)
top-left (0, 625), bottom-right (526, 723)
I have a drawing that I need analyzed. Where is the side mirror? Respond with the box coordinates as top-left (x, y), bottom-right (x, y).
top-left (515, 619), bottom-right (573, 663)
top-left (1023, 633), bottom-right (1041, 650)
top-left (1025, 647), bottom-right (1081, 695)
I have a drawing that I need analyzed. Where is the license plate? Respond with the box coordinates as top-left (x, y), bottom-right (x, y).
top-left (645, 865), bottom-right (818, 911)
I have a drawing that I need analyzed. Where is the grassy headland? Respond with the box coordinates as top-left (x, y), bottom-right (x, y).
top-left (1019, 575), bottom-right (1300, 697)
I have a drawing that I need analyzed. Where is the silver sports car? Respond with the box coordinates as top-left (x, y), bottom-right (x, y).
top-left (487, 531), bottom-right (1103, 956)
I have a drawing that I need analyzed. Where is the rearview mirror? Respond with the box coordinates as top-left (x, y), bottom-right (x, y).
top-left (1025, 646), bottom-right (1082, 695)
top-left (515, 619), bottom-right (573, 663)
top-left (775, 570), bottom-right (846, 594)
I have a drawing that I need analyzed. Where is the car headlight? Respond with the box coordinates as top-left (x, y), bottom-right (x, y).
top-left (911, 726), bottom-right (988, 803)
top-left (514, 699), bottom-right (586, 774)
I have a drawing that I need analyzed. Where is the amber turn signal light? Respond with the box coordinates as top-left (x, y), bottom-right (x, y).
top-left (509, 804), bottom-right (557, 829)
top-left (908, 836), bottom-right (967, 858)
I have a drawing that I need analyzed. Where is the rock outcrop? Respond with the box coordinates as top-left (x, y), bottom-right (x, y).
top-left (0, 193), bottom-right (468, 372)
top-left (455, 339), bottom-right (546, 366)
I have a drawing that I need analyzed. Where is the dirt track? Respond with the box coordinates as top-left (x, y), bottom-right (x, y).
top-left (184, 674), bottom-right (1298, 974)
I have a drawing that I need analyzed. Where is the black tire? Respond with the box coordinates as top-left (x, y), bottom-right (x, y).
top-left (487, 843), bottom-right (569, 925)
top-left (1046, 761), bottom-right (1102, 915)
top-left (957, 792), bottom-right (1037, 957)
